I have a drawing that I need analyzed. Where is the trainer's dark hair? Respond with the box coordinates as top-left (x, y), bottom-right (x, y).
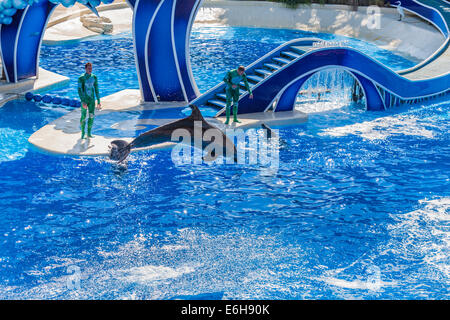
top-left (238, 65), bottom-right (245, 71)
top-left (85, 62), bottom-right (92, 69)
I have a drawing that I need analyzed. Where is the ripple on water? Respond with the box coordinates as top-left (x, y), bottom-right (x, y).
top-left (0, 128), bottom-right (28, 163)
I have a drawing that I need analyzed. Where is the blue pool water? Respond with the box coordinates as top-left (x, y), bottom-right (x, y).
top-left (0, 26), bottom-right (449, 299)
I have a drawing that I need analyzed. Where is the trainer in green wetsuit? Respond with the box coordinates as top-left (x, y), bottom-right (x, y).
top-left (223, 66), bottom-right (253, 124)
top-left (78, 62), bottom-right (101, 139)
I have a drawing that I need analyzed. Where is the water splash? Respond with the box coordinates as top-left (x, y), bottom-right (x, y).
top-left (295, 68), bottom-right (356, 113)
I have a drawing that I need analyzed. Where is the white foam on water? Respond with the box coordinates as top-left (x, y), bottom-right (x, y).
top-left (0, 229), bottom-right (294, 299)
top-left (319, 114), bottom-right (435, 140)
top-left (0, 128), bottom-right (28, 162)
top-left (317, 197), bottom-right (449, 298)
top-left (115, 264), bottom-right (197, 283)
top-left (388, 197), bottom-right (450, 280)
top-left (296, 100), bottom-right (347, 114)
top-left (319, 277), bottom-right (394, 290)
top-left (160, 244), bottom-right (190, 251)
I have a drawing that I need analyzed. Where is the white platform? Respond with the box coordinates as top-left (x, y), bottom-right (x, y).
top-left (28, 89), bottom-right (308, 157)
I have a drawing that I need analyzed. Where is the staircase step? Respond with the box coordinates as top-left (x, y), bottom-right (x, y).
top-left (255, 68), bottom-right (272, 76)
top-left (282, 51), bottom-right (301, 59)
top-left (247, 75), bottom-right (264, 83)
top-left (290, 45), bottom-right (310, 54)
top-left (208, 99), bottom-right (227, 108)
top-left (273, 57), bottom-right (291, 65)
top-left (240, 80), bottom-right (256, 88)
top-left (264, 63), bottom-right (282, 70)
top-left (216, 93), bottom-right (227, 100)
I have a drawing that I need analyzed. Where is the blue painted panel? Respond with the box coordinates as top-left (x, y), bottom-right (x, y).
top-left (148, 0), bottom-right (184, 101)
top-left (352, 73), bottom-right (385, 111)
top-left (400, 0), bottom-right (448, 37)
top-left (0, 8), bottom-right (25, 82)
top-left (134, 0), bottom-right (161, 102)
top-left (16, 0), bottom-right (56, 81)
top-left (173, 0), bottom-right (201, 101)
top-left (384, 90), bottom-right (391, 108)
top-left (275, 75), bottom-right (309, 112)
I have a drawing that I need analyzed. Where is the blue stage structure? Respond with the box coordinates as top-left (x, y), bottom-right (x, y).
top-left (188, 0), bottom-right (450, 113)
top-left (0, 0), bottom-right (448, 113)
top-left (0, 0), bottom-right (103, 83)
top-left (129, 0), bottom-right (202, 102)
top-left (187, 38), bottom-right (450, 113)
top-left (0, 0), bottom-right (57, 83)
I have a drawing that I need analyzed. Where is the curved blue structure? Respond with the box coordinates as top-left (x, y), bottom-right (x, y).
top-left (395, 0), bottom-right (449, 75)
top-left (0, 0), bottom-right (103, 83)
top-left (187, 38), bottom-right (449, 113)
top-left (186, 0), bottom-right (450, 113)
top-left (398, 0), bottom-right (448, 38)
top-left (0, 0), bottom-right (204, 104)
top-left (0, 0), bottom-right (57, 82)
top-left (131, 0), bottom-right (202, 102)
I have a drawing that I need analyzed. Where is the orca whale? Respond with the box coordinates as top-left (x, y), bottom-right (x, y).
top-left (109, 105), bottom-right (237, 163)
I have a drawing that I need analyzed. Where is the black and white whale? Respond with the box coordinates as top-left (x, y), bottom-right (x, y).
top-left (109, 104), bottom-right (237, 163)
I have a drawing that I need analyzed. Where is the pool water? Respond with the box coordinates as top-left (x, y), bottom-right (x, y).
top-left (0, 26), bottom-right (448, 299)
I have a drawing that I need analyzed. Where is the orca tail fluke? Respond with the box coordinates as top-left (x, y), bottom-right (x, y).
top-left (109, 140), bottom-right (132, 163)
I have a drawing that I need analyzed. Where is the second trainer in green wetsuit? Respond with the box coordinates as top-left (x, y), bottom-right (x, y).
top-left (78, 64), bottom-right (101, 139)
top-left (223, 66), bottom-right (253, 124)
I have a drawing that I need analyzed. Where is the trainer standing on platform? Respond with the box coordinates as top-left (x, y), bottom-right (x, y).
top-left (78, 62), bottom-right (101, 139)
top-left (223, 66), bottom-right (253, 124)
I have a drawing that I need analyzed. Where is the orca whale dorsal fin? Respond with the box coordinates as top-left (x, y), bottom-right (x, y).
top-left (189, 104), bottom-right (204, 121)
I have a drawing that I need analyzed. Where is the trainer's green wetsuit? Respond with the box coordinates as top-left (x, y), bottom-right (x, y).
top-left (223, 69), bottom-right (252, 124)
top-left (78, 73), bottom-right (100, 138)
